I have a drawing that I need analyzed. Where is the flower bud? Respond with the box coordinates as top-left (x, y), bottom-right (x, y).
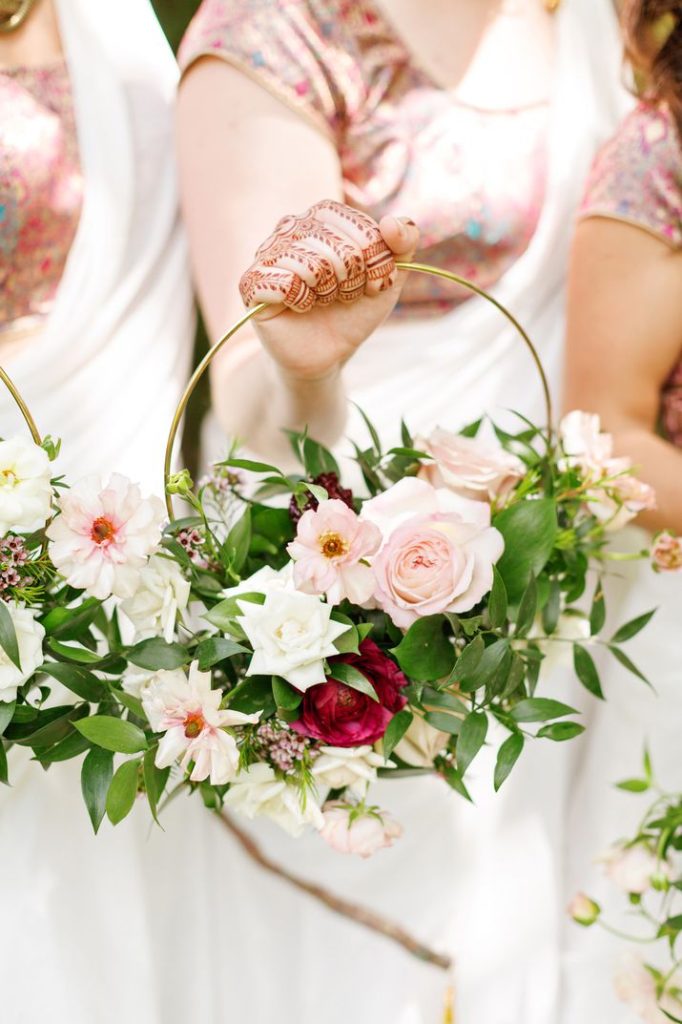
top-left (568, 892), bottom-right (601, 926)
top-left (166, 469), bottom-right (194, 496)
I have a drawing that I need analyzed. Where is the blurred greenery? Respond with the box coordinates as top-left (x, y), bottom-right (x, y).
top-left (151, 0), bottom-right (201, 53)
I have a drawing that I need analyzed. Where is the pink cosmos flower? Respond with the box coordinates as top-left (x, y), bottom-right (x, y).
top-left (362, 478), bottom-right (504, 629)
top-left (142, 662), bottom-right (259, 785)
top-left (416, 426), bottom-right (524, 502)
top-left (320, 802), bottom-right (402, 858)
top-left (652, 532), bottom-right (682, 573)
top-left (287, 498), bottom-right (381, 605)
top-left (46, 474), bottom-right (165, 599)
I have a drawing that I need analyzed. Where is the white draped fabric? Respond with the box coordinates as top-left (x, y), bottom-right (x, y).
top-left (0, 2), bottom-right (194, 1022)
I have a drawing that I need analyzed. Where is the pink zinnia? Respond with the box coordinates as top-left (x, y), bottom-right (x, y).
top-left (287, 498), bottom-right (381, 605)
top-left (47, 473), bottom-right (165, 599)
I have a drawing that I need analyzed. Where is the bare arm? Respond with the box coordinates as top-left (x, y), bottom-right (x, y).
top-left (564, 217), bottom-right (682, 533)
top-left (176, 60), bottom-right (417, 463)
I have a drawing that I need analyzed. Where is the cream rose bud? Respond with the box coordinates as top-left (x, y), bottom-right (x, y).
top-left (319, 803), bottom-right (402, 858)
top-left (568, 892), bottom-right (600, 927)
top-left (362, 478), bottom-right (504, 629)
top-left (0, 602), bottom-right (45, 702)
top-left (416, 427), bottom-right (524, 502)
top-left (652, 532), bottom-right (682, 573)
top-left (224, 763), bottom-right (324, 836)
top-left (393, 714), bottom-right (448, 768)
top-left (312, 745), bottom-right (388, 796)
top-left (121, 554), bottom-right (190, 643)
top-left (0, 436), bottom-right (53, 535)
top-left (603, 842), bottom-right (670, 894)
top-left (237, 589), bottom-right (350, 691)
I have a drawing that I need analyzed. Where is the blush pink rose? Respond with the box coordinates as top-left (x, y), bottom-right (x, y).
top-left (287, 499), bottom-right (381, 604)
top-left (416, 427), bottom-right (524, 501)
top-left (362, 478), bottom-right (504, 630)
top-left (320, 802), bottom-right (403, 858)
top-left (652, 532), bottom-right (682, 572)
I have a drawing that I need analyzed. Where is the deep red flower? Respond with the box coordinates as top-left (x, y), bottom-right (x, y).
top-left (288, 472), bottom-right (354, 524)
top-left (291, 639), bottom-right (408, 747)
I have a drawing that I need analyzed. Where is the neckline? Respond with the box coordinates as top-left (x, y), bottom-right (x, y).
top-left (361, 0), bottom-right (554, 115)
top-left (0, 54), bottom-right (67, 75)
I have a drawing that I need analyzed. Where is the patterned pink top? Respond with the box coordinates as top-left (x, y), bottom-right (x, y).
top-left (178, 0), bottom-right (549, 316)
top-left (0, 59), bottom-right (83, 331)
top-left (581, 101), bottom-right (682, 447)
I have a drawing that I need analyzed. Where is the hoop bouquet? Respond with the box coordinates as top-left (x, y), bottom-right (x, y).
top-left (0, 263), bottom-right (670, 968)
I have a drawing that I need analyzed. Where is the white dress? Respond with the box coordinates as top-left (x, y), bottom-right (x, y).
top-left (187, 2), bottom-right (634, 1022)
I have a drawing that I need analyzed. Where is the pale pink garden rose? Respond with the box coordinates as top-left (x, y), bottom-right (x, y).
top-left (361, 478), bottom-right (504, 630)
top-left (320, 802), bottom-right (402, 858)
top-left (652, 532), bottom-right (682, 573)
top-left (287, 499), bottom-right (381, 605)
top-left (603, 842), bottom-right (670, 895)
top-left (416, 427), bottom-right (524, 502)
top-left (47, 474), bottom-right (165, 600)
top-left (591, 468), bottom-right (657, 533)
top-left (560, 411), bottom-right (614, 470)
top-left (144, 661), bottom-right (259, 786)
top-left (614, 953), bottom-right (682, 1024)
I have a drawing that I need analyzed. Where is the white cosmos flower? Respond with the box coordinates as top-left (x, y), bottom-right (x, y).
top-left (121, 554), bottom-right (190, 642)
top-left (47, 474), bottom-right (165, 600)
top-left (312, 745), bottom-right (388, 796)
top-left (224, 762), bottom-right (324, 836)
top-left (237, 588), bottom-right (350, 691)
top-left (0, 602), bottom-right (44, 702)
top-left (142, 661), bottom-right (259, 785)
top-left (0, 436), bottom-right (53, 535)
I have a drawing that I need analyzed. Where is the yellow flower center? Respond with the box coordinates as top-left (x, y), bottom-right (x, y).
top-left (184, 710), bottom-right (205, 739)
top-left (90, 516), bottom-right (116, 545)
top-left (319, 531), bottom-right (349, 560)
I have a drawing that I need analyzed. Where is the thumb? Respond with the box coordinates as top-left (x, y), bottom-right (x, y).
top-left (378, 215), bottom-right (420, 261)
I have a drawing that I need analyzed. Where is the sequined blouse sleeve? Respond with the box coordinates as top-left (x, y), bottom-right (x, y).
top-left (177, 0), bottom-right (365, 141)
top-left (579, 101), bottom-right (682, 248)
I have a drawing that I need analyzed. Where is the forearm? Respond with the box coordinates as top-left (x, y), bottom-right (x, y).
top-left (209, 333), bottom-right (348, 465)
top-left (611, 424), bottom-right (682, 534)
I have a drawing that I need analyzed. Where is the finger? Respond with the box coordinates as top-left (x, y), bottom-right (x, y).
top-left (261, 240), bottom-right (339, 306)
top-left (239, 265), bottom-right (314, 315)
top-left (314, 200), bottom-right (395, 297)
top-left (378, 215), bottom-right (420, 260)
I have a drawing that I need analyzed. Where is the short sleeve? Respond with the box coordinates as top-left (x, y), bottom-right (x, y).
top-left (177, 0), bottom-right (366, 141)
top-left (580, 102), bottom-right (682, 248)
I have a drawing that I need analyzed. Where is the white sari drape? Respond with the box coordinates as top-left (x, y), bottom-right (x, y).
top-left (0, 3), bottom-right (194, 1022)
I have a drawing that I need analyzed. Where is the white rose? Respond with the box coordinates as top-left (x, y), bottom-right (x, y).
top-left (312, 745), bottom-right (388, 796)
top-left (393, 714), bottom-right (448, 768)
top-left (603, 842), bottom-right (670, 895)
top-left (319, 803), bottom-right (402, 858)
top-left (121, 554), bottom-right (190, 642)
top-left (238, 589), bottom-right (350, 691)
top-left (0, 602), bottom-right (45, 702)
top-left (417, 427), bottom-right (524, 502)
top-left (0, 436), bottom-right (52, 535)
top-left (224, 763), bottom-right (324, 836)
top-left (221, 564), bottom-right (295, 605)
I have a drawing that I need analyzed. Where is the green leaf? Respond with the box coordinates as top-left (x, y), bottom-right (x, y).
top-left (13, 705), bottom-right (88, 751)
top-left (0, 741), bottom-right (7, 785)
top-left (573, 644), bottom-right (604, 700)
top-left (272, 676), bottom-right (302, 710)
top-left (127, 638), bottom-right (190, 671)
top-left (112, 689), bottom-right (146, 720)
top-left (227, 676), bottom-right (275, 717)
top-left (457, 712), bottom-right (488, 774)
top-left (542, 578), bottom-right (561, 635)
top-left (75, 716), bottom-right (147, 754)
top-left (441, 765), bottom-right (472, 801)
top-left (382, 709), bottom-right (413, 762)
top-left (41, 598), bottom-right (102, 641)
top-left (353, 403), bottom-right (382, 456)
top-left (488, 567), bottom-right (508, 630)
top-left (143, 748), bottom-right (169, 824)
top-left (510, 697), bottom-right (578, 723)
top-left (494, 498), bottom-right (558, 602)
top-left (423, 711), bottom-right (462, 735)
top-left (35, 729), bottom-right (91, 764)
top-left (0, 700), bottom-right (15, 737)
top-left (514, 574), bottom-right (538, 638)
top-left (220, 507), bottom-right (251, 574)
top-left (537, 721), bottom-right (585, 742)
top-left (451, 635), bottom-right (485, 688)
top-left (385, 447), bottom-right (431, 461)
top-left (589, 580), bottom-right (606, 636)
top-left (615, 778), bottom-right (650, 793)
top-left (106, 757), bottom-right (142, 825)
top-left (205, 592), bottom-right (264, 631)
top-left (328, 662), bottom-right (379, 702)
top-left (302, 436), bottom-right (340, 478)
top-left (195, 637), bottom-right (248, 671)
top-left (494, 732), bottom-right (524, 791)
top-left (46, 639), bottom-right (102, 665)
top-left (40, 662), bottom-right (104, 703)
top-left (331, 615), bottom-right (361, 655)
top-left (221, 457), bottom-right (283, 476)
top-left (391, 616), bottom-right (455, 683)
top-left (458, 638), bottom-right (509, 694)
top-left (81, 748), bottom-right (114, 833)
top-left (608, 645), bottom-right (651, 687)
top-left (0, 600), bottom-right (22, 670)
top-left (610, 609), bottom-right (657, 645)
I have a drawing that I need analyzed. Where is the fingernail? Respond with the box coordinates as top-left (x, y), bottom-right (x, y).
top-left (402, 218), bottom-right (417, 228)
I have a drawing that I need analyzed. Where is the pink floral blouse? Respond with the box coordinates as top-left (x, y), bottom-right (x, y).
top-left (0, 60), bottom-right (83, 330)
top-left (580, 101), bottom-right (682, 447)
top-left (178, 0), bottom-right (549, 316)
